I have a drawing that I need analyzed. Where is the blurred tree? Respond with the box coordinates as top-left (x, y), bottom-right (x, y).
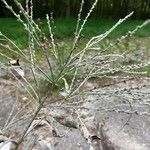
top-left (127, 0), bottom-right (134, 14)
top-left (0, 0), bottom-right (149, 19)
top-left (0, 1), bottom-right (5, 17)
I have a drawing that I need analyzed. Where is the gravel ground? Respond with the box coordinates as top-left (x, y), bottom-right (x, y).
top-left (0, 67), bottom-right (150, 149)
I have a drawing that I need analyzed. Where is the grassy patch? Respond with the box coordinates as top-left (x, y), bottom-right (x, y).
top-left (0, 18), bottom-right (149, 48)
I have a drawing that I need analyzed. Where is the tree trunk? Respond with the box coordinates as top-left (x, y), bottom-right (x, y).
top-left (0, 1), bottom-right (5, 17)
top-left (127, 0), bottom-right (134, 14)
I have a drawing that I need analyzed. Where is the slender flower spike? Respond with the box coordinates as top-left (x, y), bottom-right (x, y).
top-left (62, 78), bottom-right (70, 97)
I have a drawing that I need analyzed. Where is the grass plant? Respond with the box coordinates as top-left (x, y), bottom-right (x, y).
top-left (0, 0), bottom-right (150, 149)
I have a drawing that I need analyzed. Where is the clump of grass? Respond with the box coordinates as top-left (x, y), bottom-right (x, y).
top-left (0, 0), bottom-right (150, 149)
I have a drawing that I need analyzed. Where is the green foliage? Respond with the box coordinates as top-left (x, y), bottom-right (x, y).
top-left (0, 18), bottom-right (150, 48)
